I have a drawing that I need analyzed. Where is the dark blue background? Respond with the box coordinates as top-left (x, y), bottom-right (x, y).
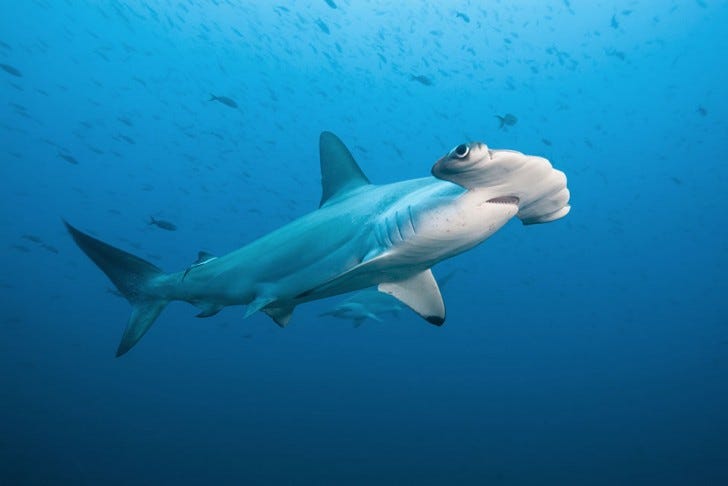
top-left (1, 1), bottom-right (726, 484)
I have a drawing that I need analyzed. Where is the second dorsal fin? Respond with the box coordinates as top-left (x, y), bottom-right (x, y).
top-left (319, 131), bottom-right (370, 206)
top-left (183, 251), bottom-right (217, 279)
top-left (195, 251), bottom-right (215, 264)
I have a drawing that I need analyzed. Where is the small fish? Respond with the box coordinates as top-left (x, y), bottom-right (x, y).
top-left (410, 74), bottom-right (433, 86)
top-left (209, 94), bottom-right (238, 109)
top-left (496, 113), bottom-right (518, 129)
top-left (316, 19), bottom-right (330, 34)
top-left (697, 106), bottom-right (707, 117)
top-left (149, 216), bottom-right (177, 231)
top-left (22, 234), bottom-right (43, 243)
top-left (324, 0), bottom-right (337, 9)
top-left (455, 11), bottom-right (470, 23)
top-left (542, 138), bottom-right (552, 146)
top-left (59, 153), bottom-right (79, 165)
top-left (611, 14), bottom-right (619, 29)
top-left (41, 243), bottom-right (59, 254)
top-left (606, 48), bottom-right (626, 60)
top-left (0, 63), bottom-right (21, 77)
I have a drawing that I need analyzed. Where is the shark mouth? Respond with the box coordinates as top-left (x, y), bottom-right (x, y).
top-left (486, 196), bottom-right (520, 205)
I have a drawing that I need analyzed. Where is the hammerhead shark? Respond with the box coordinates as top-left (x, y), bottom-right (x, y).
top-left (318, 287), bottom-right (405, 327)
top-left (319, 269), bottom-right (460, 327)
top-left (66, 132), bottom-right (570, 356)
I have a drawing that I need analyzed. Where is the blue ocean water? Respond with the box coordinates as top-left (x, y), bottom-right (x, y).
top-left (1, 0), bottom-right (727, 484)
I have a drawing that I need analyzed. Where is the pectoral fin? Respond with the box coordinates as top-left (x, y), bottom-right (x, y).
top-left (245, 295), bottom-right (295, 327)
top-left (262, 305), bottom-right (295, 328)
top-left (366, 312), bottom-right (383, 322)
top-left (378, 269), bottom-right (445, 325)
top-left (195, 303), bottom-right (224, 318)
top-left (244, 296), bottom-right (276, 319)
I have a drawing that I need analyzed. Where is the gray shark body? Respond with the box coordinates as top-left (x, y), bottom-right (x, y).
top-left (66, 132), bottom-right (570, 356)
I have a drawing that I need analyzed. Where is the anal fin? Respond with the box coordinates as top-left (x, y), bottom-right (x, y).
top-left (378, 269), bottom-right (445, 325)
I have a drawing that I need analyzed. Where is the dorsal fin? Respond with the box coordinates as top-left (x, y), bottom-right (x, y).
top-left (319, 131), bottom-right (370, 206)
top-left (195, 251), bottom-right (215, 264)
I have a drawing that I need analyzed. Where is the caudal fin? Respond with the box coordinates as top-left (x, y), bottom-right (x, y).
top-left (64, 221), bottom-right (169, 356)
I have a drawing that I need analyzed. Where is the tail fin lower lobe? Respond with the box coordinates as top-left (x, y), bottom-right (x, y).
top-left (64, 221), bottom-right (169, 356)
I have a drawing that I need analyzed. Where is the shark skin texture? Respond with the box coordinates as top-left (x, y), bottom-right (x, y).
top-left (65, 132), bottom-right (570, 356)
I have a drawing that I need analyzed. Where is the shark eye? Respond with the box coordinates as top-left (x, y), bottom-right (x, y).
top-left (451, 143), bottom-right (469, 159)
